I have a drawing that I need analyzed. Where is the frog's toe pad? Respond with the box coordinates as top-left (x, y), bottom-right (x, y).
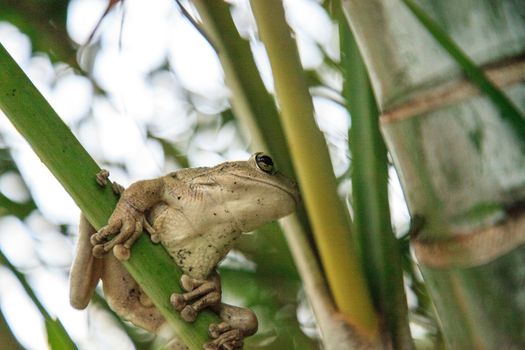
top-left (180, 274), bottom-right (197, 291)
top-left (180, 305), bottom-right (198, 322)
top-left (92, 245), bottom-right (106, 258)
top-left (113, 244), bottom-right (130, 260)
top-left (170, 293), bottom-right (185, 311)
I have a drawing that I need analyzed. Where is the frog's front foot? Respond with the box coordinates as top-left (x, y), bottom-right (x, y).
top-left (170, 274), bottom-right (221, 322)
top-left (91, 200), bottom-right (153, 260)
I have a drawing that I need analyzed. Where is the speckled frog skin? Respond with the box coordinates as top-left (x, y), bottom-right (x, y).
top-left (69, 153), bottom-right (299, 350)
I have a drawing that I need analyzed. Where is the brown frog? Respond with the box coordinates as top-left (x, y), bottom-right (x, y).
top-left (69, 153), bottom-right (300, 349)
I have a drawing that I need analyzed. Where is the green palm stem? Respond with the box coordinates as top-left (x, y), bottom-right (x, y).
top-left (0, 43), bottom-right (218, 350)
top-left (340, 13), bottom-right (414, 349)
top-left (250, 0), bottom-right (378, 340)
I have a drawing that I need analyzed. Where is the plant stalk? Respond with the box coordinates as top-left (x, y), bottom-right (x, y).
top-left (250, 0), bottom-right (378, 339)
top-left (0, 43), bottom-right (218, 350)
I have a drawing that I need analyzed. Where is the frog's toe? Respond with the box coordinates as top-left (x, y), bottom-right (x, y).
top-left (180, 305), bottom-right (198, 322)
top-left (96, 169), bottom-right (110, 187)
top-left (170, 290), bottom-right (221, 322)
top-left (180, 274), bottom-right (199, 292)
top-left (170, 293), bottom-right (186, 311)
top-left (91, 220), bottom-right (122, 245)
top-left (208, 322), bottom-right (231, 338)
top-left (111, 182), bottom-right (125, 196)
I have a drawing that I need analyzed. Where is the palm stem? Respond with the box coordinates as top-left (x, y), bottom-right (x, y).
top-left (0, 43), bottom-right (218, 350)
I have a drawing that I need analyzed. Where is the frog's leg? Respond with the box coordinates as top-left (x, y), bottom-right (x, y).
top-left (101, 250), bottom-right (168, 334)
top-left (69, 214), bottom-right (104, 309)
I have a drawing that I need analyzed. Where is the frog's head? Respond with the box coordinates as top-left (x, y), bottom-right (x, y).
top-left (191, 153), bottom-right (300, 233)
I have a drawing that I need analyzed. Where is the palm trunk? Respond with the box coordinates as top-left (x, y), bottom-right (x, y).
top-left (342, 0), bottom-right (525, 348)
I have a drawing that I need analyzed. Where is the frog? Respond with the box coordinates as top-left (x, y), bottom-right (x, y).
top-left (69, 153), bottom-right (300, 350)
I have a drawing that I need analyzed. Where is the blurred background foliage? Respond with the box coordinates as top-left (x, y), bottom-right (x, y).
top-left (1, 0), bottom-right (490, 349)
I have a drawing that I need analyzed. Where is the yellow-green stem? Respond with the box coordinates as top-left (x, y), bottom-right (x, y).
top-left (250, 0), bottom-right (378, 337)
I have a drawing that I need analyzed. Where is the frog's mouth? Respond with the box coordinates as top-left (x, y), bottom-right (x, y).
top-left (229, 173), bottom-right (300, 205)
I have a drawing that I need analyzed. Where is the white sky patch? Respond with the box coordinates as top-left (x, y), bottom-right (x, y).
top-left (16, 147), bottom-right (79, 224)
top-left (167, 12), bottom-right (227, 98)
top-left (0, 269), bottom-right (46, 350)
top-left (389, 166), bottom-right (411, 234)
top-left (0, 171), bottom-right (30, 203)
top-left (0, 22), bottom-right (31, 66)
top-left (0, 216), bottom-right (38, 268)
top-left (312, 96), bottom-right (351, 176)
top-left (66, 0), bottom-right (108, 44)
top-left (52, 73), bottom-right (94, 125)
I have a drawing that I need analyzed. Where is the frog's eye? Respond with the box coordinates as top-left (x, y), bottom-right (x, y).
top-left (255, 153), bottom-right (275, 174)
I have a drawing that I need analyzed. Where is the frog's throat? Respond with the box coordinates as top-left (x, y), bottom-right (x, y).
top-left (228, 173), bottom-right (298, 205)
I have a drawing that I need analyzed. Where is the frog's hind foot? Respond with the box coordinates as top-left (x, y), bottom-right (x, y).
top-left (203, 303), bottom-right (258, 350)
top-left (170, 274), bottom-right (221, 323)
top-left (204, 323), bottom-right (243, 350)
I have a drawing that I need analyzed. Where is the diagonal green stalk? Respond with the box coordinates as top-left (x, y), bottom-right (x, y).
top-left (340, 12), bottom-right (414, 349)
top-left (0, 43), bottom-right (218, 350)
top-left (250, 0), bottom-right (378, 338)
top-left (401, 0), bottom-right (525, 140)
top-left (0, 248), bottom-right (76, 350)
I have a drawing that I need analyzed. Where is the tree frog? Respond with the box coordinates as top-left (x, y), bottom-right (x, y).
top-left (69, 153), bottom-right (300, 350)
